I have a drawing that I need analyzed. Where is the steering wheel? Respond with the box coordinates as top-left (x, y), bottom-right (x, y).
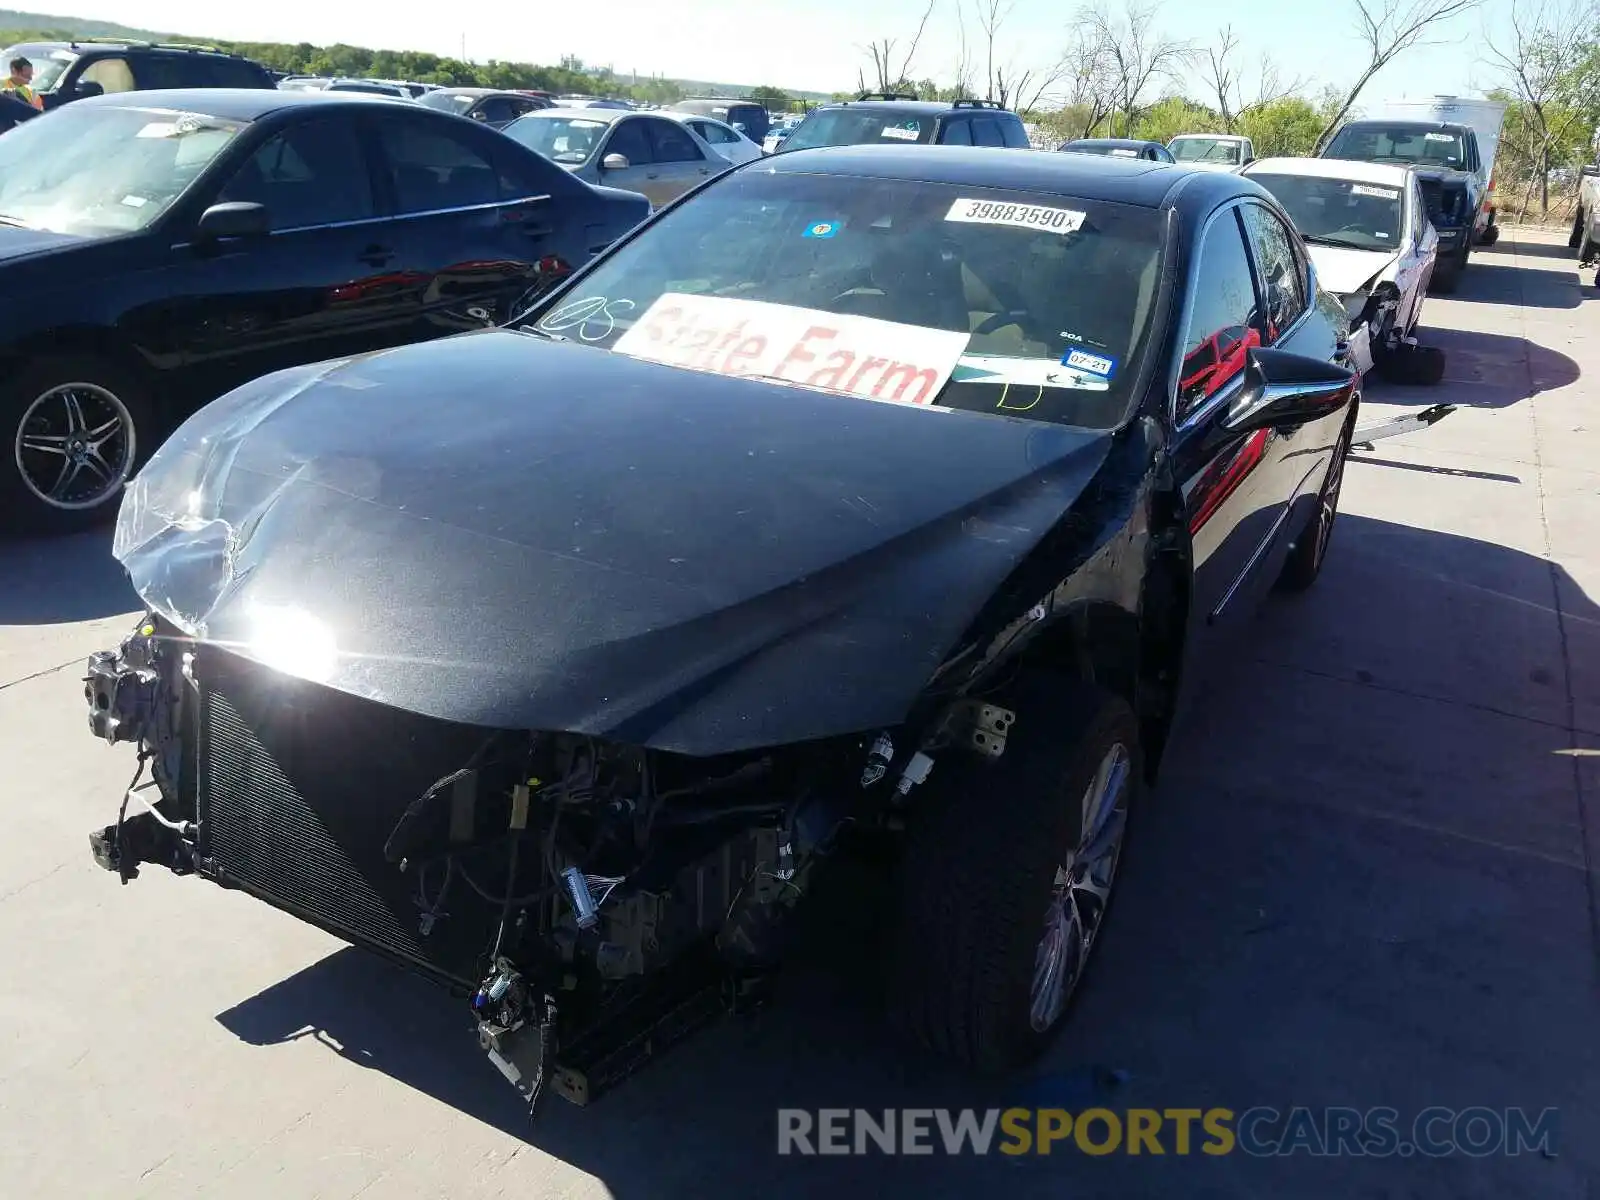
top-left (971, 309), bottom-right (1030, 336)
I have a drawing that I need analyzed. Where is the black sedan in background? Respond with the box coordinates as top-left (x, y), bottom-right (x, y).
top-left (0, 89), bottom-right (649, 532)
top-left (87, 145), bottom-right (1360, 1109)
top-left (1060, 137), bottom-right (1176, 162)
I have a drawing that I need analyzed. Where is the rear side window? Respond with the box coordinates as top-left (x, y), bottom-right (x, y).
top-left (939, 119), bottom-right (972, 145)
top-left (971, 116), bottom-right (1007, 147)
top-left (203, 57), bottom-right (271, 88)
top-left (372, 116), bottom-right (534, 211)
top-left (998, 116), bottom-right (1031, 148)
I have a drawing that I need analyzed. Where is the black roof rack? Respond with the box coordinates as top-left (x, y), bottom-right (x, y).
top-left (855, 91), bottom-right (920, 102)
top-left (67, 36), bottom-right (233, 55)
top-left (951, 98), bottom-right (1004, 109)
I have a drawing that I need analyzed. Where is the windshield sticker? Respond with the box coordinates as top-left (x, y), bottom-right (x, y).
top-left (953, 354), bottom-right (1110, 392)
top-left (1110, 148), bottom-right (1138, 157)
top-left (1424, 132), bottom-right (1455, 142)
top-left (803, 220), bottom-right (843, 239)
top-left (945, 199), bottom-right (1087, 235)
top-left (136, 121), bottom-right (179, 138)
top-left (1061, 347), bottom-right (1118, 378)
top-left (881, 124), bottom-right (920, 140)
top-left (120, 195), bottom-right (149, 208)
top-left (1351, 184), bottom-right (1400, 199)
top-left (611, 292), bottom-right (969, 407)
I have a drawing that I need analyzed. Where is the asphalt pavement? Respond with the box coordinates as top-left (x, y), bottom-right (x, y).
top-left (0, 227), bottom-right (1596, 1199)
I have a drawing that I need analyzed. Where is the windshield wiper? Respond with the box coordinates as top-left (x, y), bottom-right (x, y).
top-left (513, 324), bottom-right (570, 342)
top-left (0, 213), bottom-right (31, 229)
top-left (1300, 232), bottom-right (1379, 251)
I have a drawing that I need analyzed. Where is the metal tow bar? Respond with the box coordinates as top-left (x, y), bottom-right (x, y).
top-left (1348, 403), bottom-right (1458, 453)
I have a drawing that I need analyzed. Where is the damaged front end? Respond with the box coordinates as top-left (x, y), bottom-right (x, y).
top-left (84, 614), bottom-right (1005, 1112)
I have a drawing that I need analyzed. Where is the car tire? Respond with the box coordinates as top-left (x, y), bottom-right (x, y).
top-left (1277, 417), bottom-right (1352, 593)
top-left (887, 673), bottom-right (1141, 1074)
top-left (1480, 222), bottom-right (1500, 247)
top-left (1570, 209), bottom-right (1585, 249)
top-left (1, 354), bottom-right (151, 538)
top-left (1429, 255), bottom-right (1460, 294)
top-left (1579, 226), bottom-right (1597, 267)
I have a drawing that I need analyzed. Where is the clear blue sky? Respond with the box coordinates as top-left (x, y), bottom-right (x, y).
top-left (63, 0), bottom-right (1520, 100)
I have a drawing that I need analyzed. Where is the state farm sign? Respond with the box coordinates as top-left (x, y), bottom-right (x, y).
top-left (611, 293), bottom-right (971, 407)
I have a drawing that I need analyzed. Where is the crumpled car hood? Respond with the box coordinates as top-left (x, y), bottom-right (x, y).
top-left (116, 330), bottom-right (1114, 754)
top-left (1309, 245), bottom-right (1401, 296)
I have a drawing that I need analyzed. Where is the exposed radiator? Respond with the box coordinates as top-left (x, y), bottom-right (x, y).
top-left (194, 650), bottom-right (502, 987)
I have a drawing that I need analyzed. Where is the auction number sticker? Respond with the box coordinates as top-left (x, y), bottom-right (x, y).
top-left (1424, 132), bottom-right (1455, 142)
top-left (945, 198), bottom-right (1086, 234)
top-left (1350, 185), bottom-right (1400, 199)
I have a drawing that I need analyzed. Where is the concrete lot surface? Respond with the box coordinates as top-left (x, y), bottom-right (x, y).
top-left (0, 228), bottom-right (1596, 1199)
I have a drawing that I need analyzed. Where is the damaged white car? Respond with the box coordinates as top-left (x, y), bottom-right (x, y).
top-left (1241, 157), bottom-right (1444, 386)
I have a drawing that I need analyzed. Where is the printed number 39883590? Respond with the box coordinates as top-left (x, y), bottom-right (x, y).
top-left (946, 198), bottom-right (1087, 234)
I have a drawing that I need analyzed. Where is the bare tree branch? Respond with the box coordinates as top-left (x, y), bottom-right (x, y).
top-left (897, 0), bottom-right (939, 85)
top-left (1482, 0), bottom-right (1600, 213)
top-left (1312, 0), bottom-right (1484, 153)
top-left (1080, 0), bottom-right (1194, 136)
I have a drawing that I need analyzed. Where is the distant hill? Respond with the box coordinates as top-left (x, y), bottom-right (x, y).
top-left (0, 7), bottom-right (168, 39)
top-left (0, 9), bottom-right (835, 100)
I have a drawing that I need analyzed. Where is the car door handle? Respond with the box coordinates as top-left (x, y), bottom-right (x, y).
top-left (358, 244), bottom-right (395, 267)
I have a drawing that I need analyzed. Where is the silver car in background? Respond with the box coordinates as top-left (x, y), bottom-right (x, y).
top-left (501, 107), bottom-right (729, 207)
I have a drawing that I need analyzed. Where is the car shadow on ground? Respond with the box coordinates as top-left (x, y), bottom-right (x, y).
top-left (1499, 237), bottom-right (1580, 262)
top-left (213, 514), bottom-right (1600, 1198)
top-left (0, 526), bottom-right (138, 624)
top-left (1378, 327), bottom-right (1579, 409)
top-left (1453, 261), bottom-right (1581, 309)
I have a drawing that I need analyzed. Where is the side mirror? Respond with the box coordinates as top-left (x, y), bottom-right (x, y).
top-left (195, 201), bottom-right (270, 243)
top-left (601, 152), bottom-right (630, 171)
top-left (1223, 347), bottom-right (1355, 433)
top-left (732, 122), bottom-right (747, 134)
top-left (73, 81), bottom-right (104, 99)
top-left (1582, 163), bottom-right (1599, 178)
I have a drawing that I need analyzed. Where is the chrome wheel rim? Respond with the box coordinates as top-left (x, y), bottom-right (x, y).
top-left (1030, 743), bottom-right (1131, 1033)
top-left (13, 382), bottom-right (136, 511)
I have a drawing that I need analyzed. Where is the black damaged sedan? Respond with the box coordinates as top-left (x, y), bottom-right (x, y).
top-left (85, 145), bottom-right (1360, 1110)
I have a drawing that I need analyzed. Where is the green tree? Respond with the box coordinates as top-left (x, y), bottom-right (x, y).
top-left (746, 85), bottom-right (791, 106)
top-left (1237, 96), bottom-right (1326, 157)
top-left (1133, 95), bottom-right (1222, 144)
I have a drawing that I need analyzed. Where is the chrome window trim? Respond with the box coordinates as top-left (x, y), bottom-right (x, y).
top-left (169, 193), bottom-right (552, 250)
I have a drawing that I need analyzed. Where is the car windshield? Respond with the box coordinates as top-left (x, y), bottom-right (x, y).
top-left (1247, 172), bottom-right (1404, 251)
top-left (502, 115), bottom-right (610, 165)
top-left (780, 109), bottom-right (930, 151)
top-left (419, 91), bottom-right (476, 114)
top-left (0, 103), bottom-right (243, 236)
top-left (1, 44), bottom-right (74, 91)
top-left (522, 169), bottom-right (1166, 431)
top-left (1170, 137), bottom-right (1240, 164)
top-left (1325, 125), bottom-right (1466, 171)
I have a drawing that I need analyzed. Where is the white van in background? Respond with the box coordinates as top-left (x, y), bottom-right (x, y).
top-left (1365, 96), bottom-right (1507, 245)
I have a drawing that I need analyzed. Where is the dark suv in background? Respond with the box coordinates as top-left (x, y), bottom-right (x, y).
top-left (776, 93), bottom-right (1031, 153)
top-left (0, 39), bottom-right (275, 109)
top-left (1320, 118), bottom-right (1484, 292)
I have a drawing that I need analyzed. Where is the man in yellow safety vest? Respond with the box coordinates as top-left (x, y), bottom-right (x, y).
top-left (2, 56), bottom-right (44, 111)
